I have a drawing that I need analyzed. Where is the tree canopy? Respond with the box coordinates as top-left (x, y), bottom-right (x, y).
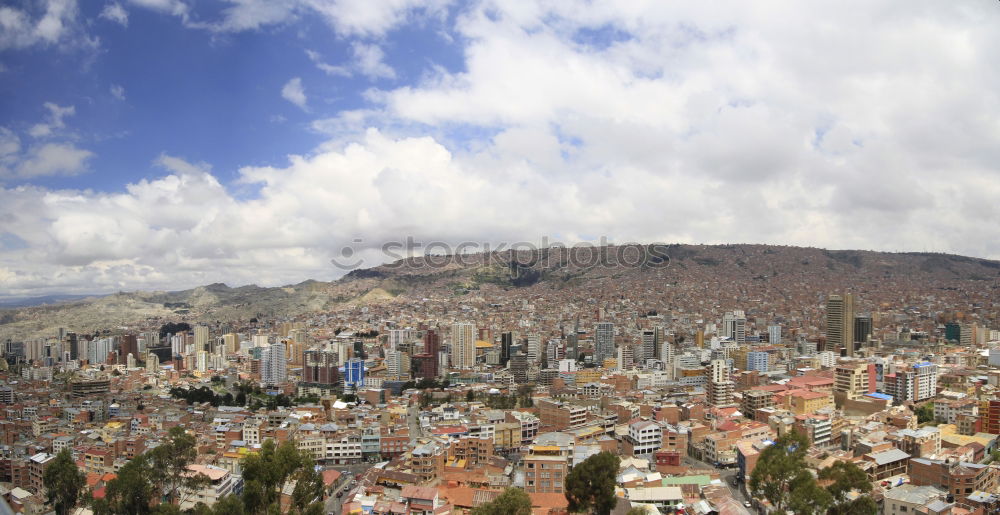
top-left (750, 433), bottom-right (876, 515)
top-left (471, 487), bottom-right (532, 515)
top-left (565, 451), bottom-right (620, 515)
top-left (749, 430), bottom-right (810, 513)
top-left (240, 439), bottom-right (324, 515)
top-left (43, 448), bottom-right (86, 515)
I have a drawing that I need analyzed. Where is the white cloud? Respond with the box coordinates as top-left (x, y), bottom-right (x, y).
top-left (5, 1), bottom-right (1000, 297)
top-left (351, 42), bottom-right (395, 80)
top-left (134, 0), bottom-right (449, 37)
top-left (128, 0), bottom-right (188, 18)
top-left (0, 129), bottom-right (21, 162)
top-left (305, 45), bottom-right (395, 81)
top-left (28, 102), bottom-right (75, 138)
top-left (305, 49), bottom-right (351, 77)
top-left (13, 143), bottom-right (93, 178)
top-left (281, 77), bottom-right (308, 110)
top-left (0, 0), bottom-right (85, 50)
top-left (302, 0), bottom-right (450, 37)
top-left (110, 84), bottom-right (126, 101)
top-left (100, 2), bottom-right (129, 26)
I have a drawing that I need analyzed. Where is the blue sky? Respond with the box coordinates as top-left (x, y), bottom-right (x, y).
top-left (1, 1), bottom-right (1000, 297)
top-left (1, 0), bottom-right (464, 191)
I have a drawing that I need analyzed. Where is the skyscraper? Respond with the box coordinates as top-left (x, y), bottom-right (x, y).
top-left (826, 294), bottom-right (855, 355)
top-left (500, 332), bottom-right (513, 366)
top-left (262, 342), bottom-right (287, 385)
top-left (767, 325), bottom-right (782, 346)
top-left (302, 349), bottom-right (339, 387)
top-left (194, 325), bottom-right (210, 352)
top-left (594, 322), bottom-right (614, 364)
top-left (722, 311), bottom-right (746, 345)
top-left (640, 330), bottom-right (658, 364)
top-left (526, 334), bottom-right (541, 365)
top-left (119, 334), bottom-right (138, 364)
top-left (450, 322), bottom-right (476, 369)
top-left (707, 359), bottom-right (734, 407)
top-left (343, 358), bottom-right (366, 390)
top-left (412, 329), bottom-right (440, 379)
top-left (853, 315), bottom-right (873, 349)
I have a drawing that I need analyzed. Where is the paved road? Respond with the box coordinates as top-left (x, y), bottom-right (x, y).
top-left (322, 471), bottom-right (357, 515)
top-left (682, 455), bottom-right (751, 506)
top-left (407, 404), bottom-right (423, 444)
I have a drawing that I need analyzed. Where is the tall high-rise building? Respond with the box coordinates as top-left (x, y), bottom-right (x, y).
top-left (853, 315), bottom-right (873, 349)
top-left (594, 322), bottom-right (615, 364)
top-left (767, 325), bottom-right (782, 346)
top-left (386, 350), bottom-right (409, 379)
top-left (722, 311), bottom-right (747, 345)
top-left (412, 329), bottom-right (440, 379)
top-left (546, 339), bottom-right (564, 365)
top-left (67, 333), bottom-right (79, 360)
top-left (261, 342), bottom-right (287, 385)
top-left (707, 359), bottom-right (734, 407)
top-left (834, 360), bottom-right (874, 406)
top-left (746, 351), bottom-right (769, 372)
top-left (119, 334), bottom-right (138, 364)
top-left (826, 293), bottom-right (855, 355)
top-left (500, 332), bottom-right (514, 366)
top-left (526, 334), bottom-right (541, 365)
top-left (424, 329), bottom-right (440, 357)
top-left (223, 333), bottom-right (239, 355)
top-left (641, 330), bottom-right (658, 364)
top-left (343, 358), bottom-right (366, 390)
top-left (450, 323), bottom-right (476, 369)
top-left (194, 326), bottom-right (210, 352)
top-left (302, 349), bottom-right (339, 387)
top-left (388, 329), bottom-right (419, 351)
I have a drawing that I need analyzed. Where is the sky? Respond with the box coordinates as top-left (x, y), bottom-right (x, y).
top-left (1, 0), bottom-right (1000, 298)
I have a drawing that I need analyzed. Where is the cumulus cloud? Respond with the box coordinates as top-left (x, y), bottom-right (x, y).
top-left (99, 2), bottom-right (129, 26)
top-left (281, 77), bottom-right (307, 110)
top-left (351, 42), bottom-right (395, 80)
top-left (13, 143), bottom-right (93, 178)
top-left (4, 1), bottom-right (1000, 297)
top-left (0, 0), bottom-right (87, 50)
top-left (143, 0), bottom-right (446, 36)
top-left (305, 45), bottom-right (395, 81)
top-left (128, 0), bottom-right (188, 18)
top-left (28, 102), bottom-right (75, 138)
top-left (1, 103), bottom-right (93, 181)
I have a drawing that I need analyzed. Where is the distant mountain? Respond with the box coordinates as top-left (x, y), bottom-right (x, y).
top-left (2, 244), bottom-right (998, 341)
top-left (0, 294), bottom-right (109, 308)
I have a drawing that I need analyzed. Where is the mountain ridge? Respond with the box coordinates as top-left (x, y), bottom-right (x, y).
top-left (2, 243), bottom-right (998, 341)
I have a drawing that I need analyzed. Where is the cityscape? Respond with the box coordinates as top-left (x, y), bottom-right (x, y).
top-left (2, 1), bottom-right (1000, 515)
top-left (2, 244), bottom-right (1000, 514)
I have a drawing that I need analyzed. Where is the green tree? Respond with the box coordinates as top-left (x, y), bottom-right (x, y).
top-left (471, 487), bottom-right (532, 515)
top-left (819, 460), bottom-right (877, 515)
top-left (748, 430), bottom-right (810, 513)
top-left (207, 495), bottom-right (245, 515)
top-left (915, 403), bottom-right (935, 424)
top-left (565, 451), bottom-right (620, 515)
top-left (42, 448), bottom-right (86, 515)
top-left (93, 455), bottom-right (155, 515)
top-left (786, 471), bottom-right (832, 515)
top-left (241, 439), bottom-right (323, 514)
top-left (148, 426), bottom-right (209, 506)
